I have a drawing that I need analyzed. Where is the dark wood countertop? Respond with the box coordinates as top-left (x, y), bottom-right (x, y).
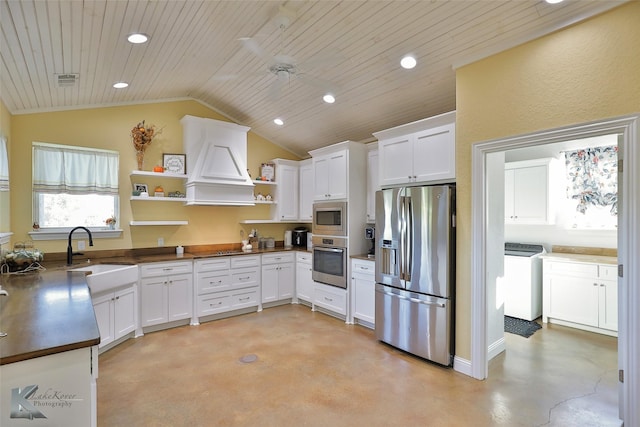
top-left (0, 246), bottom-right (311, 366)
top-left (0, 270), bottom-right (100, 365)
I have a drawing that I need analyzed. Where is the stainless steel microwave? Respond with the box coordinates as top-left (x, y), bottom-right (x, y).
top-left (312, 201), bottom-right (347, 236)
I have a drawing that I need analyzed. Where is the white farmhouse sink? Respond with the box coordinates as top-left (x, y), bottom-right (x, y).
top-left (72, 264), bottom-right (138, 294)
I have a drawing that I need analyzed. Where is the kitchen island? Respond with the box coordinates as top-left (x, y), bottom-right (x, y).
top-left (0, 270), bottom-right (100, 426)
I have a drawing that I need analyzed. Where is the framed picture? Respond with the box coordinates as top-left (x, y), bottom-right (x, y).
top-left (260, 162), bottom-right (275, 181)
top-left (163, 153), bottom-right (187, 174)
top-left (133, 183), bottom-right (148, 193)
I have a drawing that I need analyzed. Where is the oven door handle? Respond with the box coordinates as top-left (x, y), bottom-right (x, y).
top-left (314, 247), bottom-right (344, 253)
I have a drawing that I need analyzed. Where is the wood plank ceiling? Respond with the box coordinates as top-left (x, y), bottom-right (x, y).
top-left (0, 0), bottom-right (625, 157)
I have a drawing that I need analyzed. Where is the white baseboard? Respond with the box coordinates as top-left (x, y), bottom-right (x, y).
top-left (488, 337), bottom-right (506, 360)
top-left (453, 356), bottom-right (473, 377)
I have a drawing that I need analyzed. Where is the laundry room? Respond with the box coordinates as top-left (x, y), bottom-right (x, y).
top-left (501, 133), bottom-right (618, 334)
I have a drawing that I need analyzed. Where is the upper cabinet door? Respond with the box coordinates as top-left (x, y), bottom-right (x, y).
top-left (276, 163), bottom-right (299, 221)
top-left (313, 149), bottom-right (348, 200)
top-left (378, 135), bottom-right (413, 187)
top-left (366, 148), bottom-right (379, 223)
top-left (411, 123), bottom-right (455, 184)
top-left (298, 160), bottom-right (314, 221)
top-left (505, 159), bottom-right (555, 225)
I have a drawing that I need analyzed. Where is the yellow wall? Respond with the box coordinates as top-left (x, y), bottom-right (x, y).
top-left (0, 100), bottom-right (11, 238)
top-left (9, 99), bottom-right (300, 253)
top-left (454, 2), bottom-right (640, 359)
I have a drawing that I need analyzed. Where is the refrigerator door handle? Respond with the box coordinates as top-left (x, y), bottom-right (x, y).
top-left (379, 289), bottom-right (446, 308)
top-left (399, 193), bottom-right (407, 281)
top-left (405, 195), bottom-right (413, 281)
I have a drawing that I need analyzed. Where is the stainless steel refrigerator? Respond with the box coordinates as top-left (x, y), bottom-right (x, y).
top-left (375, 184), bottom-right (455, 366)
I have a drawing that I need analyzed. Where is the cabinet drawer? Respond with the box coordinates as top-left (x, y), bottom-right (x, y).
top-left (198, 288), bottom-right (259, 316)
top-left (197, 270), bottom-right (231, 295)
top-left (352, 259), bottom-right (375, 277)
top-left (140, 261), bottom-right (193, 277)
top-left (599, 265), bottom-right (617, 280)
top-left (198, 293), bottom-right (232, 316)
top-left (262, 252), bottom-right (295, 265)
top-left (544, 260), bottom-right (598, 278)
top-left (231, 255), bottom-right (260, 269)
top-left (230, 267), bottom-right (260, 289)
top-left (195, 257), bottom-right (230, 272)
top-left (314, 284), bottom-right (347, 315)
top-left (296, 252), bottom-right (312, 264)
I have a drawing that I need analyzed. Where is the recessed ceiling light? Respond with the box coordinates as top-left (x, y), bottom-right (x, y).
top-left (113, 82), bottom-right (129, 89)
top-left (323, 94), bottom-right (335, 104)
top-left (400, 55), bottom-right (417, 69)
top-left (127, 33), bottom-right (149, 44)
top-left (274, 118), bottom-right (284, 126)
top-left (545, 0), bottom-right (564, 3)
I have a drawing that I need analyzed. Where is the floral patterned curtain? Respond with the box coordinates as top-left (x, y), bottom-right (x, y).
top-left (564, 145), bottom-right (617, 215)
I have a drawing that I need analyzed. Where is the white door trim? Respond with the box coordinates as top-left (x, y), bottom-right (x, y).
top-left (470, 115), bottom-right (639, 425)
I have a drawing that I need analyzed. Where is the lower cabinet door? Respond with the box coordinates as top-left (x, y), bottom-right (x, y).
top-left (141, 277), bottom-right (168, 327)
top-left (114, 287), bottom-right (136, 339)
top-left (92, 293), bottom-right (114, 348)
top-left (547, 275), bottom-right (599, 328)
top-left (167, 274), bottom-right (193, 322)
top-left (599, 280), bottom-right (618, 331)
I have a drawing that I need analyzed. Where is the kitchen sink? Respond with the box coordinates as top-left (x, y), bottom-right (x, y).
top-left (71, 264), bottom-right (138, 294)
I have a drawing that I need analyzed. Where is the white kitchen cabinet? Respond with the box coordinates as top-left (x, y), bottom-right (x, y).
top-left (312, 149), bottom-right (348, 200)
top-left (374, 112), bottom-right (456, 187)
top-left (505, 158), bottom-right (556, 224)
top-left (272, 159), bottom-right (299, 221)
top-left (140, 260), bottom-right (193, 328)
top-left (366, 144), bottom-right (379, 223)
top-left (195, 255), bottom-right (261, 318)
top-left (298, 159), bottom-right (314, 221)
top-left (92, 285), bottom-right (136, 350)
top-left (542, 257), bottom-right (617, 336)
top-left (261, 252), bottom-right (295, 304)
top-left (295, 252), bottom-right (314, 304)
top-left (351, 258), bottom-right (375, 327)
top-left (313, 282), bottom-right (347, 318)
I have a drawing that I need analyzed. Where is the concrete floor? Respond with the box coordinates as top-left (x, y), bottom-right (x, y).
top-left (97, 304), bottom-right (620, 427)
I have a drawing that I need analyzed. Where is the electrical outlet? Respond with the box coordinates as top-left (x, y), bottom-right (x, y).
top-left (157, 237), bottom-right (164, 247)
top-left (78, 240), bottom-right (86, 251)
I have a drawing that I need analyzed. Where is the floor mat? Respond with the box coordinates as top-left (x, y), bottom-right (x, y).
top-left (504, 315), bottom-right (542, 338)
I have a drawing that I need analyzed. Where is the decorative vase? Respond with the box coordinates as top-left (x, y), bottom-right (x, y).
top-left (109, 222), bottom-right (115, 230)
top-left (136, 149), bottom-right (145, 171)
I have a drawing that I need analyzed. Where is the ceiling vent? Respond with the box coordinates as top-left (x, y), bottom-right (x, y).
top-left (55, 73), bottom-right (79, 87)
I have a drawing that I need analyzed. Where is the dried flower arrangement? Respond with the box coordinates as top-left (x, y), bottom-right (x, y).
top-left (131, 120), bottom-right (161, 170)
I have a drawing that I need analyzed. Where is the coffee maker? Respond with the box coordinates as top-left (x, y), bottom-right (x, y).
top-left (365, 226), bottom-right (375, 257)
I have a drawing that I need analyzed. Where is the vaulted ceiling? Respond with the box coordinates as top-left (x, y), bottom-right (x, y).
top-left (0, 0), bottom-right (624, 157)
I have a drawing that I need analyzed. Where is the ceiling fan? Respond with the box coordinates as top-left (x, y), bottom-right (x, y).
top-left (218, 6), bottom-right (342, 101)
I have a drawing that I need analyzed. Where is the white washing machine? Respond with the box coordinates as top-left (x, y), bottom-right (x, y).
top-left (504, 243), bottom-right (545, 321)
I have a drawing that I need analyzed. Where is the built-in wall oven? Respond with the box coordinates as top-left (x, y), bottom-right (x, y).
top-left (312, 235), bottom-right (347, 289)
top-left (312, 201), bottom-right (347, 236)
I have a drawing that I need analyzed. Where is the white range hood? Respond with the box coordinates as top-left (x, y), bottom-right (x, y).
top-left (181, 115), bottom-right (255, 206)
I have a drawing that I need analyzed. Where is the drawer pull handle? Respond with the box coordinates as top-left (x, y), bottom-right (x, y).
top-left (239, 296), bottom-right (251, 301)
top-left (210, 301), bottom-right (222, 307)
top-left (163, 268), bottom-right (173, 271)
top-left (239, 276), bottom-right (251, 280)
top-left (324, 296), bottom-right (333, 302)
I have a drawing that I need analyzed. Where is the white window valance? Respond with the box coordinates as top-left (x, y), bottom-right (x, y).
top-left (0, 136), bottom-right (8, 191)
top-left (32, 142), bottom-right (119, 195)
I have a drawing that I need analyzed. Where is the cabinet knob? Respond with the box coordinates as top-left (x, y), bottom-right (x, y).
top-left (594, 283), bottom-right (599, 286)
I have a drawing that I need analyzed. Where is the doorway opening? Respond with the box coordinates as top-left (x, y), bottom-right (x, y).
top-left (470, 115), bottom-right (640, 424)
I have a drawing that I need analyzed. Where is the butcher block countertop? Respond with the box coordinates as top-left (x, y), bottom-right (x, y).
top-left (540, 245), bottom-right (617, 265)
top-left (0, 270), bottom-right (100, 365)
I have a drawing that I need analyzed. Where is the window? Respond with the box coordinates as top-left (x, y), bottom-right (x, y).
top-left (32, 142), bottom-right (119, 233)
top-left (563, 144), bottom-right (617, 229)
top-left (0, 136), bottom-right (8, 191)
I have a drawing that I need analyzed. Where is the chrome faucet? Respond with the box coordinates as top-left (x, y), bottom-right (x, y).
top-left (67, 226), bottom-right (94, 265)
